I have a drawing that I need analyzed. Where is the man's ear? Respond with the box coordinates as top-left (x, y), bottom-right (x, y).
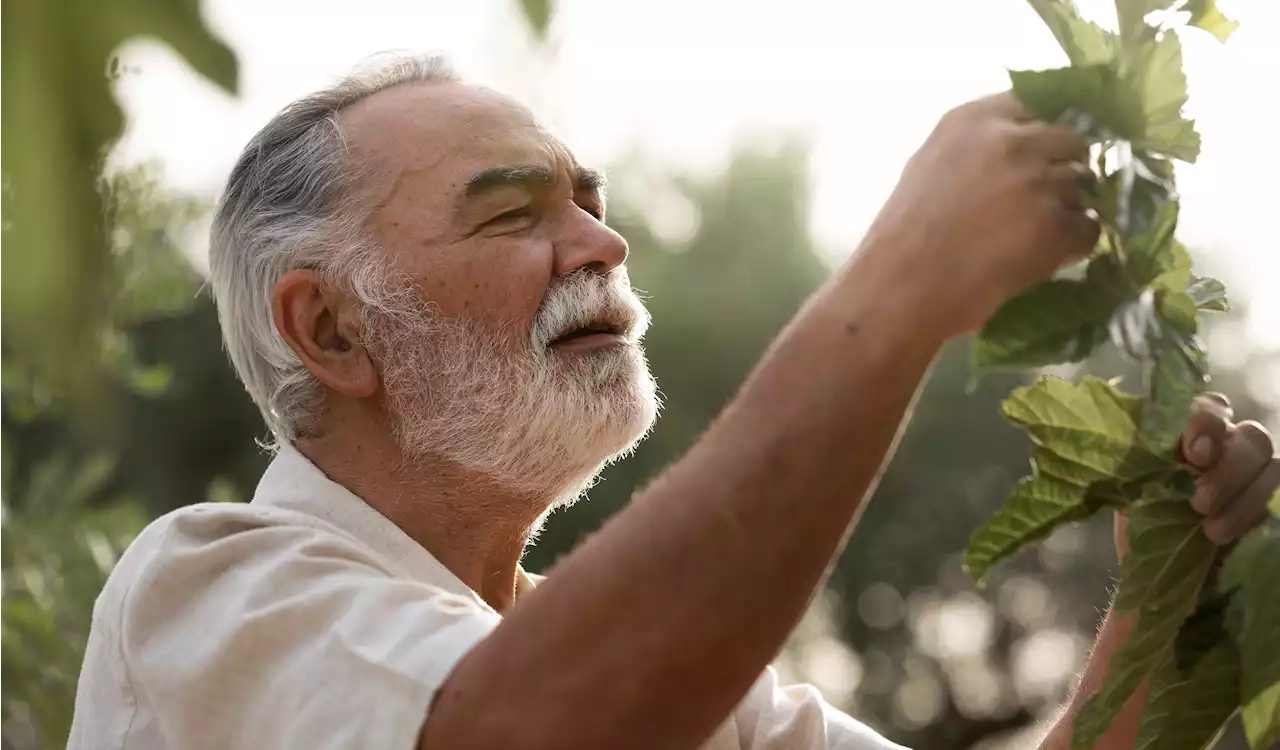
top-left (272, 269), bottom-right (379, 398)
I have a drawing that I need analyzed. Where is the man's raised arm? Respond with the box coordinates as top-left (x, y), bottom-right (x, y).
top-left (422, 92), bottom-right (1099, 750)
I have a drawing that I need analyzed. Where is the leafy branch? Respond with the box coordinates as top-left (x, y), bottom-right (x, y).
top-left (964, 2), bottom-right (1279, 748)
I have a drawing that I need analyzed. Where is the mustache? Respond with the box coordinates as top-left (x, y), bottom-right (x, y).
top-left (532, 270), bottom-right (650, 350)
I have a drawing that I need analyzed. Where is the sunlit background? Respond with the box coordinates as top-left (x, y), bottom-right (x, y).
top-left (4, 1), bottom-right (1278, 748)
top-left (113, 0), bottom-right (1280, 346)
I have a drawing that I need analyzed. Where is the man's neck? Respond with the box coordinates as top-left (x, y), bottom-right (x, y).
top-left (298, 425), bottom-right (552, 614)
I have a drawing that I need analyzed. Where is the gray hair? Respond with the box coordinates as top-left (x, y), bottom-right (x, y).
top-left (208, 53), bottom-right (457, 443)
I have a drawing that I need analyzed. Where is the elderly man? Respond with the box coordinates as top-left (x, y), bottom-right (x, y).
top-left (71, 54), bottom-right (1277, 750)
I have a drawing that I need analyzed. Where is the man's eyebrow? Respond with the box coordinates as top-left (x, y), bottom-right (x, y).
top-left (462, 163), bottom-right (607, 200)
top-left (576, 166), bottom-right (607, 197)
top-left (465, 165), bottom-right (554, 197)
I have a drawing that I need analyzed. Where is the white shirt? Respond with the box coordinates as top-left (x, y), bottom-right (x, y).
top-left (69, 443), bottom-right (905, 750)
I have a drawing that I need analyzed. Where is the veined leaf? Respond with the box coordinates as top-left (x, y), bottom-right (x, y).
top-left (1185, 0), bottom-right (1239, 43)
top-left (1186, 276), bottom-right (1229, 311)
top-left (1003, 376), bottom-right (1173, 482)
top-left (1011, 65), bottom-right (1145, 141)
top-left (1134, 639), bottom-right (1239, 750)
top-left (965, 377), bottom-right (1175, 582)
top-left (1027, 0), bottom-right (1116, 65)
top-left (973, 255), bottom-right (1132, 371)
top-left (1128, 28), bottom-right (1201, 162)
top-left (1113, 493), bottom-right (1214, 613)
top-left (1074, 498), bottom-right (1216, 749)
top-left (965, 477), bottom-right (1093, 583)
top-left (1222, 519), bottom-right (1280, 748)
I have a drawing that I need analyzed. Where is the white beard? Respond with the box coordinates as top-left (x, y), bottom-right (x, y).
top-left (360, 267), bottom-right (660, 502)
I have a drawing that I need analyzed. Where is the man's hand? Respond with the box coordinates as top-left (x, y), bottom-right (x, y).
top-left (860, 91), bottom-right (1099, 339)
top-left (1052, 395), bottom-right (1278, 750)
top-left (1114, 393), bottom-right (1278, 558)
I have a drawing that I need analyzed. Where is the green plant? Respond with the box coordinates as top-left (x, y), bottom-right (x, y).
top-left (963, 2), bottom-right (1279, 749)
top-left (2, 166), bottom-right (209, 750)
top-left (1, 0), bottom-right (236, 407)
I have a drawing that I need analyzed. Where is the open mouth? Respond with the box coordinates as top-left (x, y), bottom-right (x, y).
top-left (551, 322), bottom-right (622, 346)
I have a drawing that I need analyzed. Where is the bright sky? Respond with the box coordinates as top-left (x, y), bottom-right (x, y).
top-left (112, 0), bottom-right (1280, 354)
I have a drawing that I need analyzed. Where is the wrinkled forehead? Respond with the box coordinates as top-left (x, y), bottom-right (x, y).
top-left (339, 81), bottom-right (575, 213)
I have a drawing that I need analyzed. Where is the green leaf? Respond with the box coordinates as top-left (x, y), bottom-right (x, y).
top-left (1128, 29), bottom-right (1201, 162)
top-left (965, 478), bottom-right (1093, 583)
top-left (1124, 199), bottom-right (1180, 286)
top-left (973, 256), bottom-right (1132, 371)
top-left (1220, 522), bottom-right (1268, 593)
top-left (1107, 201), bottom-right (1206, 452)
top-left (1011, 65), bottom-right (1145, 140)
top-left (1242, 682), bottom-right (1280, 750)
top-left (518, 0), bottom-right (554, 38)
top-left (1173, 589), bottom-right (1233, 672)
top-left (1149, 243), bottom-right (1192, 293)
top-left (1003, 376), bottom-right (1173, 483)
top-left (1186, 276), bottom-right (1229, 311)
top-left (1113, 494), bottom-right (1214, 613)
top-left (1185, 0), bottom-right (1239, 43)
top-left (1114, 0), bottom-right (1178, 43)
top-left (1118, 153), bottom-right (1179, 241)
top-left (1134, 639), bottom-right (1239, 750)
top-left (964, 377), bottom-right (1176, 582)
top-left (1222, 521), bottom-right (1280, 748)
top-left (1026, 0), bottom-right (1117, 65)
top-left (1074, 498), bottom-right (1216, 749)
top-left (1139, 292), bottom-right (1207, 450)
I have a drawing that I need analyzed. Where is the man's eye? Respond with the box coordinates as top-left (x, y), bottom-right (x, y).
top-left (488, 206), bottom-right (533, 226)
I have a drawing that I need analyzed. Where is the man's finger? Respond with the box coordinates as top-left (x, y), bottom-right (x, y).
top-left (1204, 459), bottom-right (1280, 544)
top-left (1192, 421), bottom-right (1274, 515)
top-left (1017, 122), bottom-right (1090, 163)
top-left (1045, 197), bottom-right (1099, 260)
top-left (1044, 162), bottom-right (1094, 210)
top-left (1179, 395), bottom-right (1234, 469)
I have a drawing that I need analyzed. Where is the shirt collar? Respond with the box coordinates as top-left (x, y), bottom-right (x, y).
top-left (250, 442), bottom-right (538, 613)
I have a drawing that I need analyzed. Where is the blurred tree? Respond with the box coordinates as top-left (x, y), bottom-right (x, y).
top-left (1, 0), bottom-right (237, 408)
top-left (1, 165), bottom-right (261, 750)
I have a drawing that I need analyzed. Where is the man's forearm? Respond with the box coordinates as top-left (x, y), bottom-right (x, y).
top-left (426, 238), bottom-right (946, 749)
top-left (1040, 608), bottom-right (1149, 750)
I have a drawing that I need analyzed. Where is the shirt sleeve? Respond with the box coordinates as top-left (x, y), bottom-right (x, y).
top-left (118, 508), bottom-right (501, 750)
top-left (733, 666), bottom-right (910, 750)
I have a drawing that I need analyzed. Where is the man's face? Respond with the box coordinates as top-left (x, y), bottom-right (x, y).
top-left (340, 82), bottom-right (658, 499)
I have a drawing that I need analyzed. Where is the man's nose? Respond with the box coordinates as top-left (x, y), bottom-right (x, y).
top-left (552, 209), bottom-right (629, 277)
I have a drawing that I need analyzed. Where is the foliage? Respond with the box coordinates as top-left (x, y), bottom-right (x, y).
top-left (1, 0), bottom-right (237, 407)
top-left (965, 2), bottom-right (1278, 748)
top-left (1, 167), bottom-right (214, 750)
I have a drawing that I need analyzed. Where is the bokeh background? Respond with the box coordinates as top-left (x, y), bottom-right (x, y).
top-left (3, 1), bottom-right (1278, 749)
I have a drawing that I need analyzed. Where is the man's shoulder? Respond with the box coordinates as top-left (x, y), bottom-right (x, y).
top-left (117, 501), bottom-right (342, 569)
top-left (99, 501), bottom-right (381, 620)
